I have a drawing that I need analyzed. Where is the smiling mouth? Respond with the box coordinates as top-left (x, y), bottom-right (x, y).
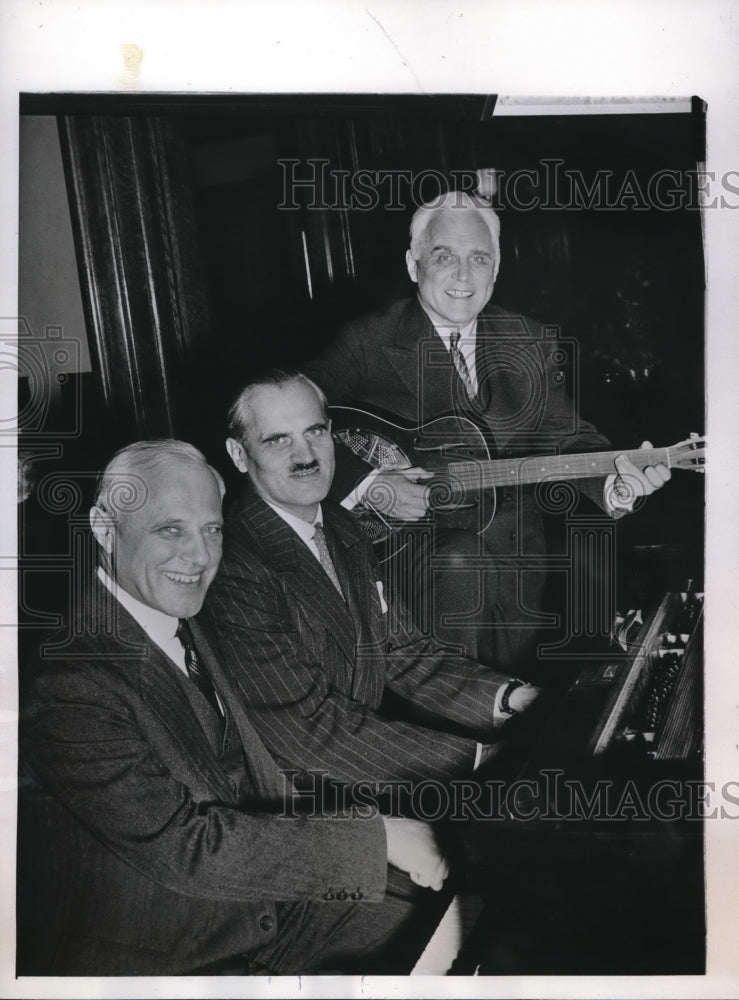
top-left (445, 289), bottom-right (475, 298)
top-left (290, 466), bottom-right (321, 479)
top-left (162, 571), bottom-right (203, 585)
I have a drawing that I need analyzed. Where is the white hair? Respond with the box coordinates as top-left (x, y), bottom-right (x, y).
top-left (408, 191), bottom-right (501, 269)
top-left (94, 439), bottom-right (225, 516)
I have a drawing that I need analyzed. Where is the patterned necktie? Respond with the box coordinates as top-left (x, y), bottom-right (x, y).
top-left (312, 523), bottom-right (345, 599)
top-left (175, 618), bottom-right (222, 716)
top-left (449, 330), bottom-right (476, 401)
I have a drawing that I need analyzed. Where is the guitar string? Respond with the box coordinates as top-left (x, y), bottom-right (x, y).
top-left (338, 424), bottom-right (702, 489)
top-left (441, 447), bottom-right (676, 488)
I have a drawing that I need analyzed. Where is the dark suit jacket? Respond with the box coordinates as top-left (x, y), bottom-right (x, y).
top-left (304, 296), bottom-right (611, 510)
top-left (201, 483), bottom-right (514, 787)
top-left (18, 578), bottom-right (387, 976)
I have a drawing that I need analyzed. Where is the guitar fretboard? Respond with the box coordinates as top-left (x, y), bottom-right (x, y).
top-left (446, 447), bottom-right (673, 488)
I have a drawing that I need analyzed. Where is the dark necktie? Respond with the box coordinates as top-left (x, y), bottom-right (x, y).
top-left (175, 618), bottom-right (222, 716)
top-left (312, 523), bottom-right (345, 599)
top-left (449, 330), bottom-right (476, 401)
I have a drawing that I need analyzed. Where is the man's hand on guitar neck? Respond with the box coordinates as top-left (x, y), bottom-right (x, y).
top-left (605, 440), bottom-right (671, 514)
top-left (342, 434), bottom-right (673, 527)
top-left (360, 467), bottom-right (434, 521)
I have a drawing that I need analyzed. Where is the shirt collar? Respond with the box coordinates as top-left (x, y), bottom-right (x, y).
top-left (433, 316), bottom-right (477, 349)
top-left (416, 293), bottom-right (478, 345)
top-left (263, 498), bottom-right (323, 547)
top-left (97, 566), bottom-right (181, 643)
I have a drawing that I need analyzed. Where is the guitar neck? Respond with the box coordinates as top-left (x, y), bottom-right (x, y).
top-left (448, 447), bottom-right (672, 489)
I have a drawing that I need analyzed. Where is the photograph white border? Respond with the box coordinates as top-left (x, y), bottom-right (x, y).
top-left (2, 2), bottom-right (738, 997)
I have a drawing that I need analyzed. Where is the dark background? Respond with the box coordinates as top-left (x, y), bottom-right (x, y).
top-left (17, 94), bottom-right (708, 974)
top-left (18, 92), bottom-right (705, 625)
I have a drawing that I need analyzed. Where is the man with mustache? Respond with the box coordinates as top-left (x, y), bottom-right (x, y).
top-left (201, 371), bottom-right (539, 796)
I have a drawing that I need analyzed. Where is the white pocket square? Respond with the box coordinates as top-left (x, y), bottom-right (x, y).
top-left (376, 580), bottom-right (388, 614)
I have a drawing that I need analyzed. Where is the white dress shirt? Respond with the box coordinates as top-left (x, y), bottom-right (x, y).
top-left (262, 498), bottom-right (324, 561)
top-left (97, 566), bottom-right (188, 675)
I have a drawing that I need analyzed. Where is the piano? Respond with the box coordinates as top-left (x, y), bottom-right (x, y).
top-left (416, 587), bottom-right (705, 975)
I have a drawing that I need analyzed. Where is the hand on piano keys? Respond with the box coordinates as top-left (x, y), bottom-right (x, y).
top-left (382, 816), bottom-right (449, 891)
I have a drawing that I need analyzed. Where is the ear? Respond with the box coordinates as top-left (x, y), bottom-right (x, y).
top-left (405, 250), bottom-right (418, 284)
top-left (226, 438), bottom-right (249, 474)
top-left (89, 505), bottom-right (115, 554)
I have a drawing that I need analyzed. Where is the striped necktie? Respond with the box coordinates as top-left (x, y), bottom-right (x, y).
top-left (449, 330), bottom-right (476, 401)
top-left (176, 618), bottom-right (222, 716)
top-left (313, 523), bottom-right (345, 599)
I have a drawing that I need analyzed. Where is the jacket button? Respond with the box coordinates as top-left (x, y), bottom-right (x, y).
top-left (337, 889), bottom-right (348, 901)
top-left (351, 890), bottom-right (363, 901)
top-left (502, 491), bottom-right (512, 503)
top-left (509, 532), bottom-right (517, 541)
top-left (259, 914), bottom-right (274, 932)
top-left (322, 890), bottom-right (335, 901)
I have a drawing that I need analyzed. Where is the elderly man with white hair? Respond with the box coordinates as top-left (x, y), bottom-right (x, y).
top-left (18, 438), bottom-right (454, 976)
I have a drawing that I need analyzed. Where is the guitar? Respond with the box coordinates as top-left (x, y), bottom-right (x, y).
top-left (331, 405), bottom-right (706, 543)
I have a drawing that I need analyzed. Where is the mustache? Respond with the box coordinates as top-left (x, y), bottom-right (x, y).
top-left (289, 460), bottom-right (321, 474)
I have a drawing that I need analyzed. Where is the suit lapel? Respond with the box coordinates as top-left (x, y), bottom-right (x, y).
top-left (92, 584), bottom-right (238, 804)
top-left (189, 618), bottom-right (287, 804)
top-left (137, 651), bottom-right (238, 803)
top-left (233, 486), bottom-right (359, 667)
top-left (382, 299), bottom-right (461, 421)
top-left (324, 509), bottom-right (365, 616)
top-left (323, 508), bottom-right (384, 702)
top-left (473, 324), bottom-right (501, 451)
top-left (474, 308), bottom-right (541, 452)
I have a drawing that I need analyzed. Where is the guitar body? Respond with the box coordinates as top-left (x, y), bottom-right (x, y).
top-left (331, 406), bottom-right (499, 541)
top-left (332, 405), bottom-right (705, 545)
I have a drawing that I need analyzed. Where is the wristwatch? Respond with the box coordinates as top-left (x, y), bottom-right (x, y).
top-left (500, 679), bottom-right (525, 716)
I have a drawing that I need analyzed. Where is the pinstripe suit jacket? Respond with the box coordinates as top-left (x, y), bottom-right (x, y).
top-left (200, 482), bottom-right (514, 787)
top-left (18, 577), bottom-right (387, 976)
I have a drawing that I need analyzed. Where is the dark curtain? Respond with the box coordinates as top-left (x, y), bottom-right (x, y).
top-left (58, 115), bottom-right (214, 446)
